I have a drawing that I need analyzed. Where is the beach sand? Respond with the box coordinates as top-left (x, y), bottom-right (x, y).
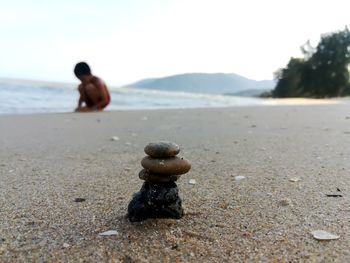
top-left (1, 103), bottom-right (350, 262)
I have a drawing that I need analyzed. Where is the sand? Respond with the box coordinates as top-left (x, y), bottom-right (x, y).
top-left (1, 103), bottom-right (350, 262)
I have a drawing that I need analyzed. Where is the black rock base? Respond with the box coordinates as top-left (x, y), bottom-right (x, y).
top-left (127, 181), bottom-right (184, 222)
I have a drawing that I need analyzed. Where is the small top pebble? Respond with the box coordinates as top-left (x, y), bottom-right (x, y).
top-left (144, 141), bottom-right (180, 158)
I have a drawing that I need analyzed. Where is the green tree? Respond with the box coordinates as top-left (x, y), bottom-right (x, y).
top-left (303, 27), bottom-right (350, 97)
top-left (273, 27), bottom-right (350, 98)
top-left (273, 58), bottom-right (304, 97)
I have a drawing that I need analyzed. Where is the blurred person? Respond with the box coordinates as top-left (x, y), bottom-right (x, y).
top-left (74, 62), bottom-right (110, 112)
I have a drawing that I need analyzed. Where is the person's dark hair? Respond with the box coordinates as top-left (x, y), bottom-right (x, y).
top-left (74, 62), bottom-right (91, 77)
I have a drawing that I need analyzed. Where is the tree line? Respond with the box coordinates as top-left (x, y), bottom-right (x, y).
top-left (269, 27), bottom-right (350, 98)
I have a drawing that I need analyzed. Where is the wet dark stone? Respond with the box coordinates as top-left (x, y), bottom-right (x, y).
top-left (138, 169), bottom-right (180, 183)
top-left (128, 182), bottom-right (184, 222)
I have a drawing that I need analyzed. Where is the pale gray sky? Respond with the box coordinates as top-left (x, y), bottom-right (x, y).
top-left (0, 0), bottom-right (349, 85)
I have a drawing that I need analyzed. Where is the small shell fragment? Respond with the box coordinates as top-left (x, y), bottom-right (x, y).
top-left (99, 230), bottom-right (118, 236)
top-left (111, 136), bottom-right (119, 141)
top-left (289, 178), bottom-right (301, 182)
top-left (189, 179), bottom-right (197, 185)
top-left (235, 176), bottom-right (246, 181)
top-left (311, 230), bottom-right (340, 240)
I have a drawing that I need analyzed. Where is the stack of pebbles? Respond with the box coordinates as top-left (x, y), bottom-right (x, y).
top-left (128, 141), bottom-right (191, 222)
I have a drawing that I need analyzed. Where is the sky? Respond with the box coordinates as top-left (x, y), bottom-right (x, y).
top-left (0, 0), bottom-right (349, 86)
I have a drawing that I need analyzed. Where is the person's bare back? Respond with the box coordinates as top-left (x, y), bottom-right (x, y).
top-left (74, 62), bottom-right (110, 112)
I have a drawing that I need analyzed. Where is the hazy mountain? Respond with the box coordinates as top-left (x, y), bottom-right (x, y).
top-left (125, 73), bottom-right (275, 95)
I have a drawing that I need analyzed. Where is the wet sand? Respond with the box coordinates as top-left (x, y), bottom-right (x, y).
top-left (1, 103), bottom-right (350, 262)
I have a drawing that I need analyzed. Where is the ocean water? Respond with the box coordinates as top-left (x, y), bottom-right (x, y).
top-left (0, 80), bottom-right (269, 114)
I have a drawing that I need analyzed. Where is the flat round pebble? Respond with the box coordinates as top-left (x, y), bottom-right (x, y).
top-left (311, 230), bottom-right (340, 240)
top-left (141, 156), bottom-right (191, 175)
top-left (144, 141), bottom-right (180, 158)
top-left (139, 169), bottom-right (180, 183)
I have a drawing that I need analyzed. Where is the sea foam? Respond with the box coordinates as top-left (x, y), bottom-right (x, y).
top-left (0, 80), bottom-right (267, 114)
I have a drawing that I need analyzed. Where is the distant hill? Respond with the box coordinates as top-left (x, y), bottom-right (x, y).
top-left (125, 73), bottom-right (275, 96)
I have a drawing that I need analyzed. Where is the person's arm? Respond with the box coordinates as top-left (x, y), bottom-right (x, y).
top-left (75, 85), bottom-right (85, 111)
top-left (90, 79), bottom-right (109, 111)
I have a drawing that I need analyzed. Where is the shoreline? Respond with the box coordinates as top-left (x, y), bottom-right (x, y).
top-left (1, 104), bottom-right (350, 261)
top-left (0, 97), bottom-right (345, 117)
